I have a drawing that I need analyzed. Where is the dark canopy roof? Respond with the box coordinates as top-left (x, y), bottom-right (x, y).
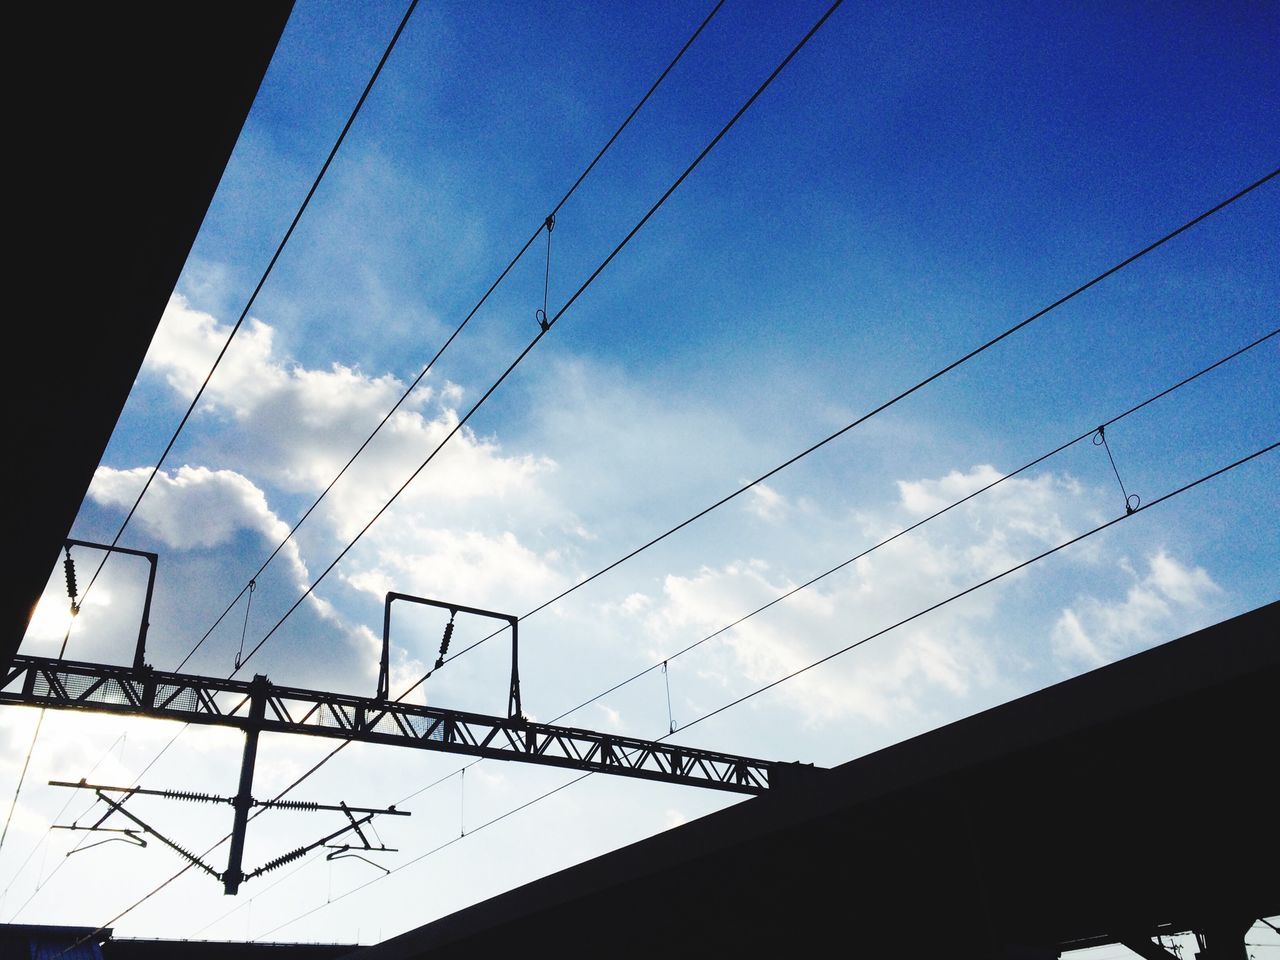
top-left (347, 601), bottom-right (1278, 959)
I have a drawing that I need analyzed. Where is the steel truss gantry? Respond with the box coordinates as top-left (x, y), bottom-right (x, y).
top-left (5, 545), bottom-right (808, 893)
top-left (1, 654), bottom-right (778, 795)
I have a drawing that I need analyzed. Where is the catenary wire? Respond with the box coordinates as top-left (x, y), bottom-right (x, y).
top-left (30, 168), bottom-right (1280, 917)
top-left (156, 328), bottom-right (1280, 919)
top-left (0, 732), bottom-right (127, 905)
top-left (48, 174), bottom-right (1280, 939)
top-left (545, 326), bottom-right (1280, 721)
top-left (396, 167), bottom-right (1280, 698)
top-left (0, 709), bottom-right (44, 865)
top-left (373, 325), bottom-right (1280, 804)
top-left (47, 22), bottom-right (1277, 952)
top-left (61, 401), bottom-right (1280, 944)
top-left (7, 725), bottom-right (193, 922)
top-left (257, 440), bottom-right (1278, 938)
top-left (49, 729), bottom-right (385, 950)
top-left (194, 852), bottom-right (325, 937)
top-left (52, 0), bottom-right (730, 872)
top-left (175, 0), bottom-right (727, 672)
top-left (136, 26), bottom-right (1277, 835)
top-left (53, 5), bottom-right (848, 944)
top-left (232, 0), bottom-right (847, 674)
top-left (67, 0), bottom-right (421, 637)
top-left (669, 441), bottom-right (1277, 732)
top-left (116, 304), bottom-right (1280, 907)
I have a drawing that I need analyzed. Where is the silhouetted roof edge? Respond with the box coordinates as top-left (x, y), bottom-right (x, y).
top-left (345, 600), bottom-right (1278, 959)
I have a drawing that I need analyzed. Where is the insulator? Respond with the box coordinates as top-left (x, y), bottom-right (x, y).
top-left (434, 618), bottom-right (455, 670)
top-left (64, 555), bottom-right (78, 598)
top-left (170, 789), bottom-right (222, 804)
top-left (64, 552), bottom-right (79, 615)
top-left (171, 840), bottom-right (204, 864)
top-left (257, 845), bottom-right (307, 875)
top-left (266, 799), bottom-right (318, 811)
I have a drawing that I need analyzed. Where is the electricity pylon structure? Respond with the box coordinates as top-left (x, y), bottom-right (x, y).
top-left (3, 541), bottom-right (812, 894)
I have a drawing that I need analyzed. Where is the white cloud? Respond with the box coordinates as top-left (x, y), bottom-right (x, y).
top-left (341, 528), bottom-right (567, 615)
top-left (89, 465), bottom-right (293, 553)
top-left (1051, 550), bottom-right (1222, 667)
top-left (596, 704), bottom-right (622, 727)
top-left (142, 295), bottom-right (553, 522)
top-left (621, 465), bottom-right (1112, 728)
top-left (745, 483), bottom-right (787, 522)
top-left (897, 465), bottom-right (1005, 516)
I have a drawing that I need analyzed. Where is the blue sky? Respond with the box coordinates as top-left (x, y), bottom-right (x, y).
top-left (3, 0), bottom-right (1277, 945)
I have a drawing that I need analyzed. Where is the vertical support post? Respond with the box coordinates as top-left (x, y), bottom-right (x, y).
top-left (223, 673), bottom-right (268, 895)
top-left (134, 552), bottom-right (158, 671)
top-left (378, 595), bottom-right (393, 701)
top-left (507, 616), bottom-right (522, 720)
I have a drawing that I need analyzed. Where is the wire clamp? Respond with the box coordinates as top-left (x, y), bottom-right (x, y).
top-left (536, 213), bottom-right (556, 331)
top-left (234, 579), bottom-right (257, 671)
top-left (1093, 425), bottom-right (1141, 516)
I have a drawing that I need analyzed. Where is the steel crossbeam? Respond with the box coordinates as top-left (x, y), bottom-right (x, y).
top-left (2, 654), bottom-right (775, 794)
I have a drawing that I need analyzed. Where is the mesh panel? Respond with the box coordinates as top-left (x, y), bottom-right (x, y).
top-left (316, 706), bottom-right (346, 728)
top-left (33, 669), bottom-right (446, 744)
top-left (34, 671), bottom-right (137, 706)
top-left (60, 673), bottom-right (100, 697)
top-left (156, 684), bottom-right (200, 711)
top-left (98, 680), bottom-right (136, 705)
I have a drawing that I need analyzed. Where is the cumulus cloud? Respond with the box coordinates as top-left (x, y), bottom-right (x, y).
top-left (616, 465), bottom-right (1110, 727)
top-left (89, 465), bottom-right (294, 552)
top-left (341, 527), bottom-right (566, 614)
top-left (1051, 551), bottom-right (1222, 667)
top-left (642, 558), bottom-right (991, 727)
top-left (143, 295), bottom-right (554, 522)
top-left (118, 296), bottom-right (577, 671)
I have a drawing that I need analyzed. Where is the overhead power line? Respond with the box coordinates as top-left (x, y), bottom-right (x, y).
top-left (257, 439), bottom-right (1278, 940)
top-left (0, 732), bottom-right (126, 906)
top-left (55, 153), bottom-right (1278, 960)
top-left (376, 326), bottom-right (1280, 803)
top-left (57, 4), bottom-right (847, 942)
top-left (675, 441), bottom-right (1277, 731)
top-left (11, 0), bottom-right (426, 902)
top-left (21, 4), bottom-right (736, 922)
top-left (69, 0), bottom-right (423, 639)
top-left (46, 2), bottom-right (1277, 941)
top-left (176, 0), bottom-right (728, 672)
top-left (159, 328), bottom-right (1280, 931)
top-left (58, 2), bottom-right (732, 888)
top-left (93, 260), bottom-right (1277, 933)
top-left (232, 0), bottom-right (847, 674)
top-left (397, 167), bottom-right (1280, 697)
top-left (546, 326), bottom-right (1279, 722)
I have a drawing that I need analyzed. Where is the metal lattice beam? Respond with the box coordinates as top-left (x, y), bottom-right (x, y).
top-left (2, 654), bottom-right (777, 794)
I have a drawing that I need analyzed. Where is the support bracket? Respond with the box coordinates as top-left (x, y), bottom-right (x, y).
top-left (379, 592), bottom-right (522, 719)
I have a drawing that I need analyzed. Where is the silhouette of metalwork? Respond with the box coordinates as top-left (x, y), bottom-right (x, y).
top-left (48, 779), bottom-right (406, 895)
top-left (2, 545), bottom-right (796, 894)
top-left (3, 655), bottom-right (779, 794)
